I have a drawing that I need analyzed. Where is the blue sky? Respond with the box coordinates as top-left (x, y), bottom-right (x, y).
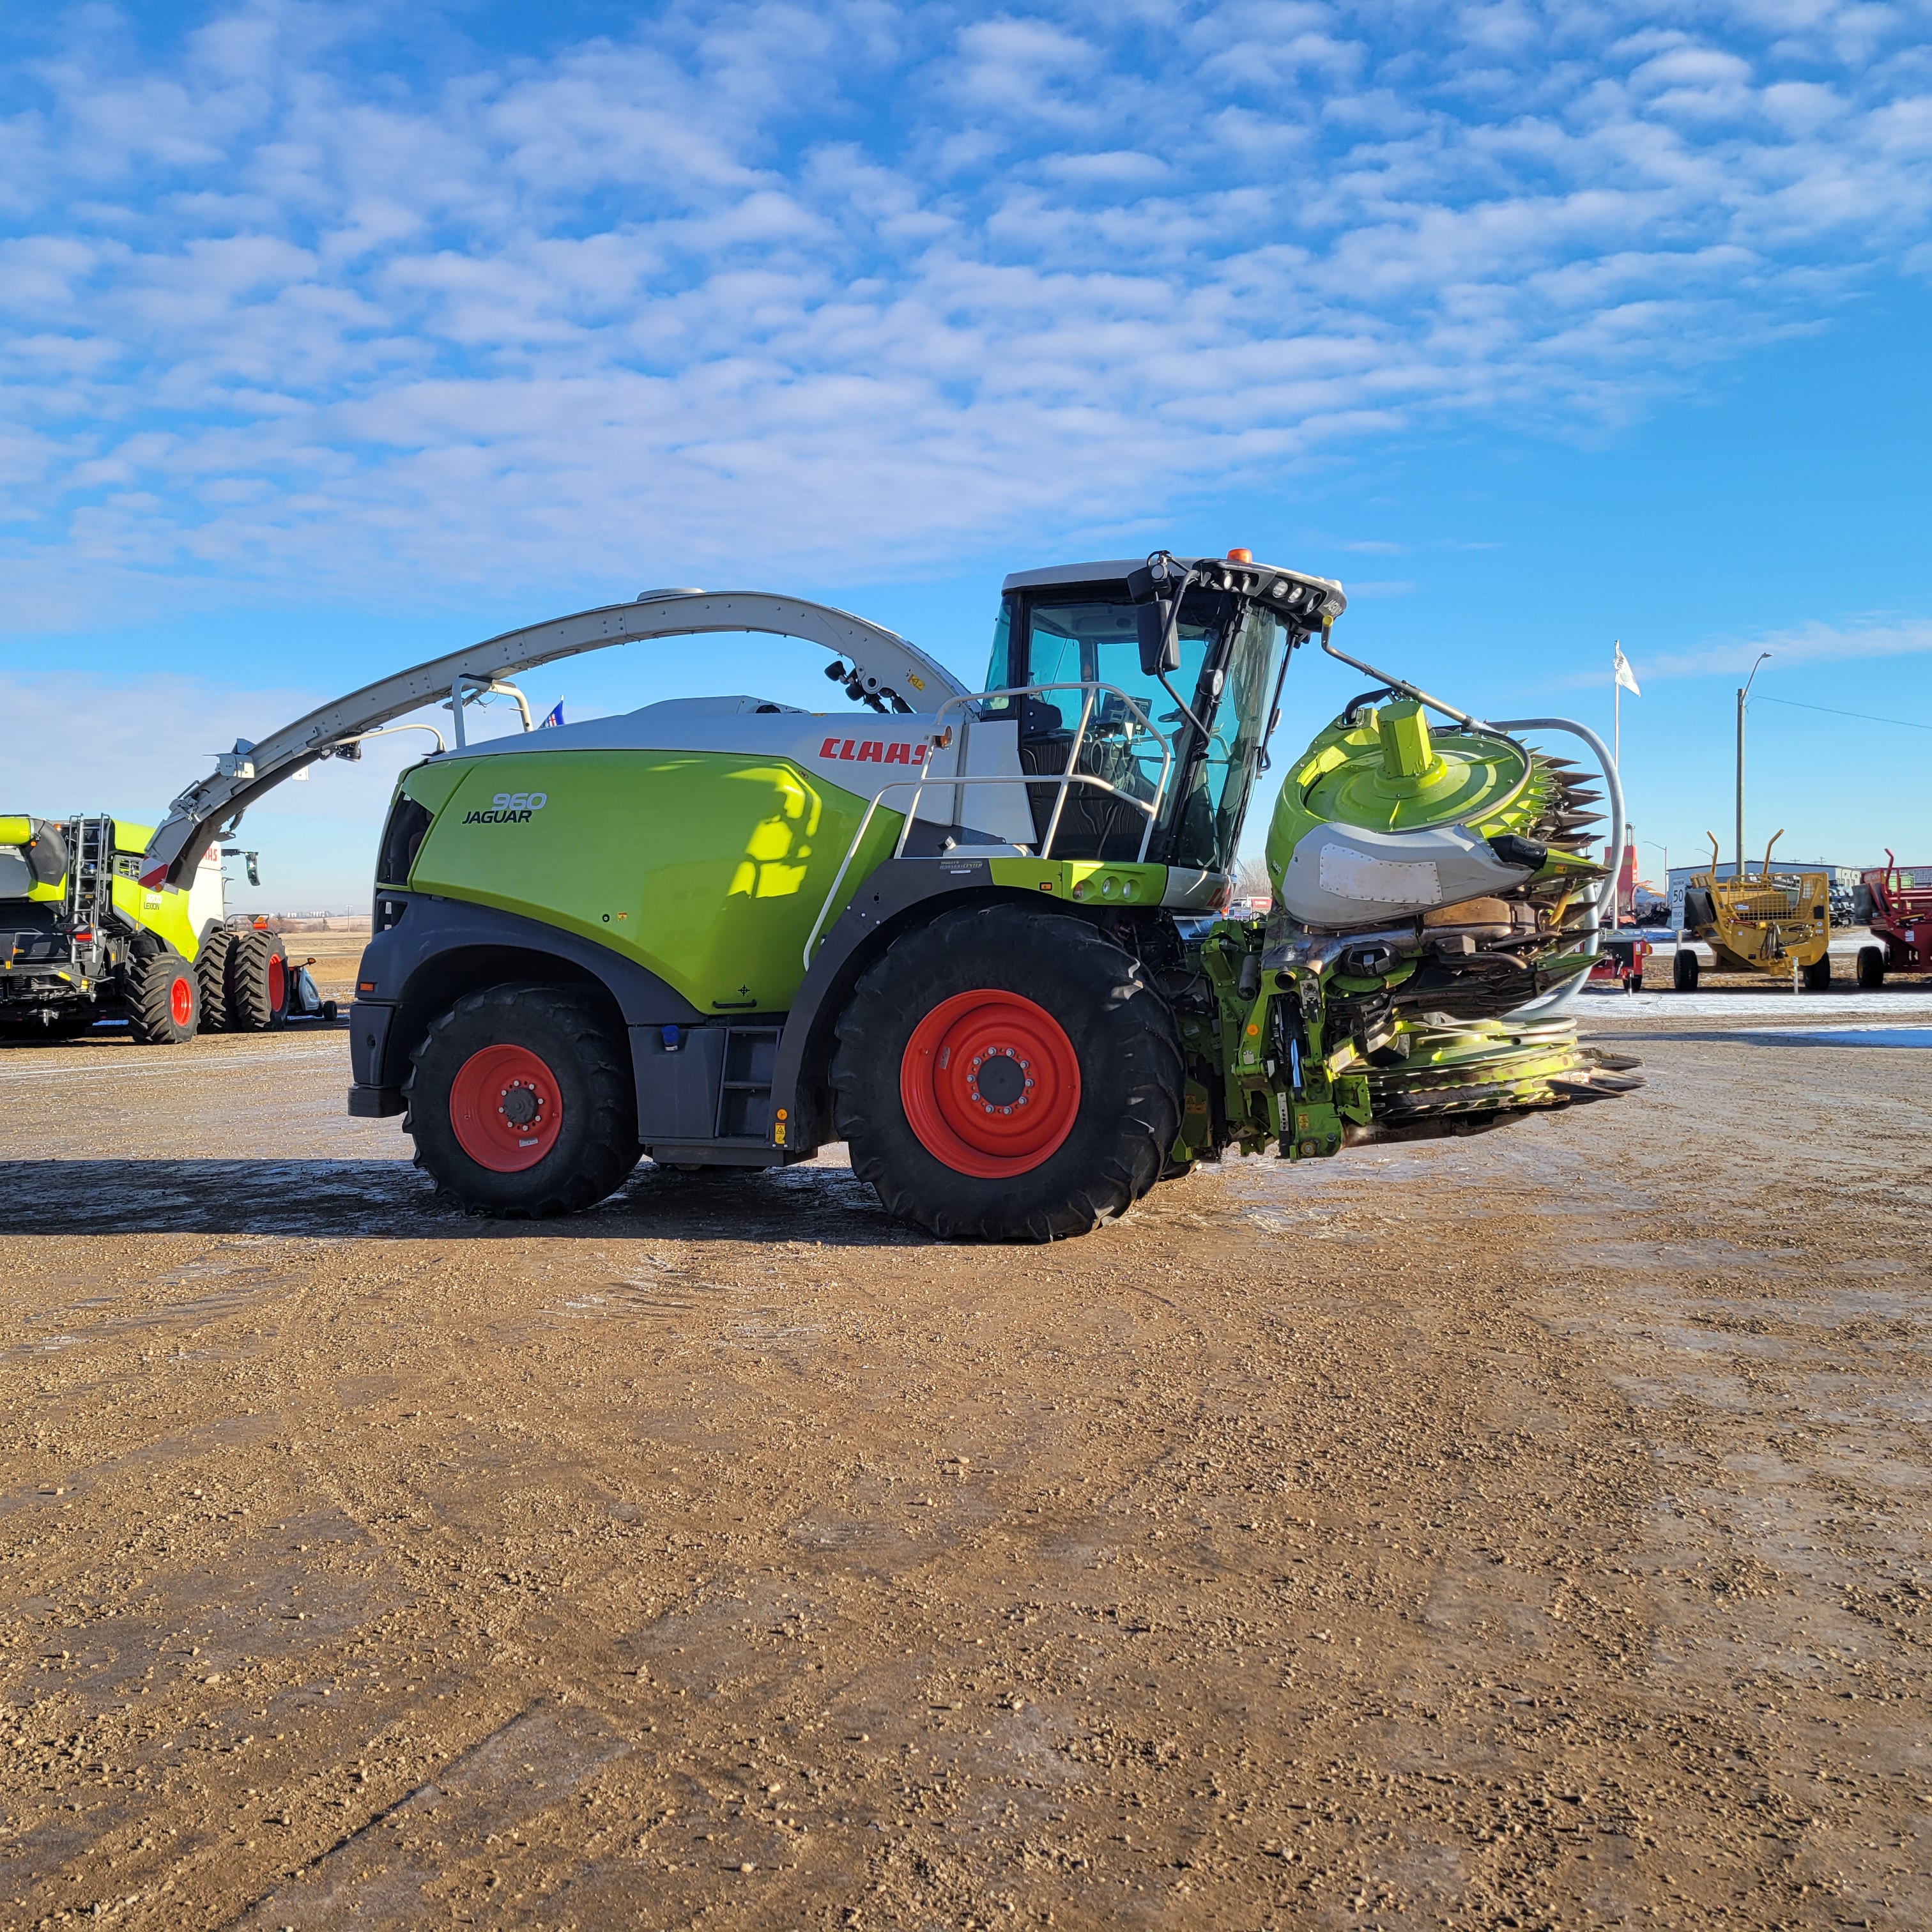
top-left (3, 0), bottom-right (1929, 907)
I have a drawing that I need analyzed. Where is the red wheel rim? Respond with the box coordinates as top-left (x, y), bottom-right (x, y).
top-left (268, 953), bottom-right (286, 1012)
top-left (900, 989), bottom-right (1081, 1179)
top-left (169, 974), bottom-right (194, 1027)
top-left (450, 1043), bottom-right (564, 1172)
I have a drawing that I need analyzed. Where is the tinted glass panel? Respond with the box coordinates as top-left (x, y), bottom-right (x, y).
top-left (1017, 595), bottom-right (1213, 859)
top-left (1174, 603), bottom-right (1287, 873)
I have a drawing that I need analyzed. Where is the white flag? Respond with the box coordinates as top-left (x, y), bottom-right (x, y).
top-left (1613, 641), bottom-right (1640, 696)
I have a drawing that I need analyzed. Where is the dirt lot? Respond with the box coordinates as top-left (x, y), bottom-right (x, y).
top-left (3, 958), bottom-right (1930, 1929)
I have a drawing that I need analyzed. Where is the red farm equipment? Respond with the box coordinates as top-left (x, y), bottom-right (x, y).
top-left (1853, 853), bottom-right (1932, 988)
top-left (1588, 933), bottom-right (1651, 993)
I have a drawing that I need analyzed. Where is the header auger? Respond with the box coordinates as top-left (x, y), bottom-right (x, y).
top-left (147, 551), bottom-right (1642, 1238)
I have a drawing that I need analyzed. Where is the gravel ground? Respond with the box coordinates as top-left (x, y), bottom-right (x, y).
top-left (2, 955), bottom-right (1930, 1930)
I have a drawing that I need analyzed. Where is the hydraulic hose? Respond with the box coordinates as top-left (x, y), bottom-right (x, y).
top-left (1488, 715), bottom-right (1626, 1016)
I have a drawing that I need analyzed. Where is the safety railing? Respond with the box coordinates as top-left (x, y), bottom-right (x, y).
top-left (802, 682), bottom-right (1175, 969)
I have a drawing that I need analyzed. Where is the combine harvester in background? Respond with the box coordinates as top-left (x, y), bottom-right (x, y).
top-left (1851, 853), bottom-right (1932, 989)
top-left (1673, 832), bottom-right (1832, 992)
top-left (0, 813), bottom-right (330, 1041)
top-left (136, 551), bottom-right (1642, 1238)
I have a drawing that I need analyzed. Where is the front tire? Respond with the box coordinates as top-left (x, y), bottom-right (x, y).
top-left (404, 983), bottom-right (640, 1217)
top-left (126, 950), bottom-right (199, 1045)
top-left (1673, 947), bottom-right (1699, 992)
top-left (1857, 945), bottom-right (1885, 990)
top-left (1802, 955), bottom-right (1832, 992)
top-left (831, 903), bottom-right (1184, 1241)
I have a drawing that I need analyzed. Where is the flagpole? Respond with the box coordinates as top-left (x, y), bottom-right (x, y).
top-left (1612, 642), bottom-right (1625, 928)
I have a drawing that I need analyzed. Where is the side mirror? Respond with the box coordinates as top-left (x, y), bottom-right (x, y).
top-left (1137, 601), bottom-right (1179, 676)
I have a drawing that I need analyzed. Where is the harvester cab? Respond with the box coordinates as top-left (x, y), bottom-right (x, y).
top-left (135, 555), bottom-right (1642, 1239)
top-left (1673, 831), bottom-right (1831, 992)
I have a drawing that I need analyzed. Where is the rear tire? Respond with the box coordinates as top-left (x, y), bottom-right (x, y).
top-left (832, 903), bottom-right (1184, 1241)
top-left (196, 929), bottom-right (236, 1031)
top-left (1857, 945), bottom-right (1885, 990)
top-left (1803, 955), bottom-right (1832, 992)
top-left (126, 950), bottom-right (199, 1045)
top-left (1673, 947), bottom-right (1699, 992)
top-left (227, 928), bottom-right (289, 1030)
top-left (404, 983), bottom-right (640, 1217)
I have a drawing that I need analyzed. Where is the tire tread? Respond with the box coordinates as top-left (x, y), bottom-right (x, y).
top-left (404, 983), bottom-right (638, 1218)
top-left (831, 903), bottom-right (1183, 1242)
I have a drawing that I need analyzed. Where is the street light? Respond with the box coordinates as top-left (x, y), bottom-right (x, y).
top-left (1646, 839), bottom-right (1669, 926)
top-left (1736, 653), bottom-right (1770, 882)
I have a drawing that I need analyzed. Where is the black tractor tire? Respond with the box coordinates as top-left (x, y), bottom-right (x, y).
top-left (195, 930), bottom-right (236, 1031)
top-left (227, 928), bottom-right (289, 1031)
top-left (1857, 945), bottom-right (1886, 990)
top-left (1673, 947), bottom-right (1699, 992)
top-left (1803, 955), bottom-right (1832, 992)
top-left (404, 983), bottom-right (640, 1218)
top-left (831, 902), bottom-right (1184, 1242)
top-left (125, 949), bottom-right (200, 1045)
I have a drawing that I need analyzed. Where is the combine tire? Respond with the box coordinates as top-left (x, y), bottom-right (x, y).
top-left (126, 950), bottom-right (199, 1045)
top-left (832, 903), bottom-right (1184, 1241)
top-left (195, 930), bottom-right (236, 1031)
top-left (1673, 947), bottom-right (1699, 992)
top-left (1803, 955), bottom-right (1832, 992)
top-left (404, 983), bottom-right (639, 1217)
top-left (227, 929), bottom-right (289, 1030)
top-left (1857, 946), bottom-right (1886, 990)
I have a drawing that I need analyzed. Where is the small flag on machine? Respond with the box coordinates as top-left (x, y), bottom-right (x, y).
top-left (1613, 641), bottom-right (1640, 696)
top-left (539, 700), bottom-right (565, 728)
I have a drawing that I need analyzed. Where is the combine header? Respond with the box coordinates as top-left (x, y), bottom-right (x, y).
top-left (137, 551), bottom-right (1642, 1238)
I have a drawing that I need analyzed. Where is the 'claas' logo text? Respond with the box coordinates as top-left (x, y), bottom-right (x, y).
top-left (818, 738), bottom-right (929, 766)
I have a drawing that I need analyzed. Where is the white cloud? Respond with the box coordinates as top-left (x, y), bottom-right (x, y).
top-left (1644, 615), bottom-right (1932, 678)
top-left (0, 0), bottom-right (1928, 624)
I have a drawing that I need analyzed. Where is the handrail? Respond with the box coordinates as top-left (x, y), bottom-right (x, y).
top-left (801, 680), bottom-right (1177, 969)
top-left (919, 681), bottom-right (1173, 857)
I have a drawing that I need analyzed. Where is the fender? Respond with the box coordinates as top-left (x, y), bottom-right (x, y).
top-left (765, 855), bottom-right (1055, 1153)
top-left (348, 892), bottom-right (704, 1112)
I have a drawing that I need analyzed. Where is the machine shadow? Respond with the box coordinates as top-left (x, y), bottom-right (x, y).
top-left (0, 1018), bottom-right (353, 1052)
top-left (0, 1156), bottom-right (923, 1245)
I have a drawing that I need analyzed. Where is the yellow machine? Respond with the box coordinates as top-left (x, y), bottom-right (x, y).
top-left (1674, 830), bottom-right (1831, 990)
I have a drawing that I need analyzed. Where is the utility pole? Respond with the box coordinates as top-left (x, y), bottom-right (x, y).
top-left (1736, 652), bottom-right (1770, 882)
